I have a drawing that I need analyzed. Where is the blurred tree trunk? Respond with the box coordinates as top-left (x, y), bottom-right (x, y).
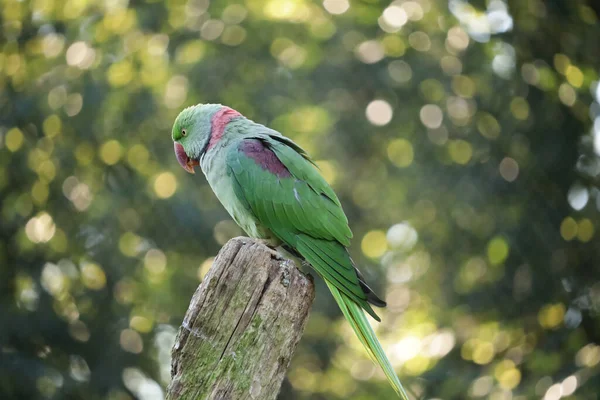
top-left (166, 238), bottom-right (315, 400)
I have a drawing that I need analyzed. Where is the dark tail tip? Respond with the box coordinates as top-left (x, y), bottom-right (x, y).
top-left (352, 263), bottom-right (387, 308)
top-left (358, 279), bottom-right (387, 308)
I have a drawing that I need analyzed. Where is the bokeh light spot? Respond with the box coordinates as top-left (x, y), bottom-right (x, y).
top-left (487, 236), bottom-right (509, 265)
top-left (366, 100), bottom-right (393, 126)
top-left (470, 376), bottom-right (493, 397)
top-left (43, 115), bottom-right (62, 137)
top-left (222, 4), bottom-right (248, 24)
top-left (448, 140), bottom-right (473, 165)
top-left (65, 93), bottom-right (84, 116)
top-left (388, 60), bottom-right (412, 83)
top-left (495, 360), bottom-right (521, 389)
top-left (521, 63), bottom-right (540, 85)
top-left (31, 181), bottom-right (49, 205)
top-left (148, 34), bottom-right (169, 56)
top-left (441, 56), bottom-right (463, 75)
top-left (382, 36), bottom-right (406, 57)
top-left (403, 1), bottom-right (424, 21)
top-left (153, 172), bottom-right (177, 199)
top-left (323, 0), bottom-right (349, 15)
top-left (69, 320), bottom-right (91, 342)
top-left (144, 249), bottom-right (167, 274)
top-left (264, 0), bottom-right (310, 21)
top-left (452, 75), bottom-right (476, 98)
top-left (175, 40), bottom-right (206, 65)
top-left (420, 104), bottom-right (444, 129)
top-left (538, 303), bottom-right (565, 329)
top-left (561, 376), bottom-right (577, 396)
top-left (477, 113), bottom-right (501, 139)
top-left (222, 26), bottom-right (247, 47)
top-left (120, 329), bottom-right (143, 354)
top-left (130, 316), bottom-right (153, 333)
top-left (567, 184), bottom-right (588, 210)
top-left (565, 65), bottom-right (584, 88)
top-left (164, 75), bottom-right (189, 109)
top-left (81, 262), bottom-right (107, 290)
top-left (499, 157), bottom-right (519, 182)
top-left (472, 342), bottom-right (494, 365)
top-left (107, 61), bottom-right (133, 87)
top-left (198, 257), bottom-right (214, 280)
top-left (404, 356), bottom-right (430, 375)
top-left (577, 219), bottom-right (594, 242)
top-left (447, 26), bottom-right (470, 52)
top-left (5, 127), bottom-right (24, 152)
top-left (201, 19), bottom-right (225, 41)
top-left (554, 54), bottom-right (570, 75)
top-left (386, 222), bottom-right (418, 251)
top-left (510, 97), bottom-right (530, 120)
top-left (99, 140), bottom-right (123, 165)
top-left (560, 217), bottom-right (578, 241)
top-left (41, 263), bottom-right (66, 296)
top-left (119, 232), bottom-right (142, 257)
top-left (381, 6), bottom-right (407, 30)
top-left (25, 212), bottom-right (56, 243)
top-left (558, 83), bottom-right (577, 106)
top-left (408, 31), bottom-right (431, 52)
top-left (66, 41), bottom-right (96, 69)
top-left (361, 230), bottom-right (388, 258)
top-left (576, 344), bottom-right (600, 367)
top-left (355, 40), bottom-right (385, 64)
top-left (387, 139), bottom-right (414, 168)
top-left (48, 86), bottom-right (68, 110)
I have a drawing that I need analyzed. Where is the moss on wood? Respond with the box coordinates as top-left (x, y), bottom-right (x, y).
top-left (167, 238), bottom-right (315, 400)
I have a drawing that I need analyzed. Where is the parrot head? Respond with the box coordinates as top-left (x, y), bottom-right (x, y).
top-left (172, 103), bottom-right (241, 174)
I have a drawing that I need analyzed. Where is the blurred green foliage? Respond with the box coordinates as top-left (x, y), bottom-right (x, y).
top-left (2, 0), bottom-right (600, 399)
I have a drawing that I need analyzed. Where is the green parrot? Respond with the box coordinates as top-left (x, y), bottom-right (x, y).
top-left (172, 103), bottom-right (409, 399)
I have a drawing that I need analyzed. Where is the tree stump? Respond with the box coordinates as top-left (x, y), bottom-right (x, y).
top-left (166, 237), bottom-right (315, 400)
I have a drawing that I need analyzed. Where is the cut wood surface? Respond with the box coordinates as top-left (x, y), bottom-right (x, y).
top-left (166, 237), bottom-right (315, 400)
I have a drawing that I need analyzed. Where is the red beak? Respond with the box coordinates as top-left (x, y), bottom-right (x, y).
top-left (174, 142), bottom-right (199, 174)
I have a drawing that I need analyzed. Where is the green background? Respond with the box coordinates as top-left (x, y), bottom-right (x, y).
top-left (1, 0), bottom-right (600, 399)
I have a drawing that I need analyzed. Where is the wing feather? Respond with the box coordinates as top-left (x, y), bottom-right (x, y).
top-left (226, 136), bottom-right (380, 320)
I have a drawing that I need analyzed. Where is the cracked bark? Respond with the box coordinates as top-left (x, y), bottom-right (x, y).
top-left (166, 237), bottom-right (315, 400)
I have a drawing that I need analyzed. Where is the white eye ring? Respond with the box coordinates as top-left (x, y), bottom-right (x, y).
top-left (182, 129), bottom-right (187, 136)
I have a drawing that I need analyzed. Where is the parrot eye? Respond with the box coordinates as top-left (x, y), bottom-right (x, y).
top-left (181, 129), bottom-right (187, 137)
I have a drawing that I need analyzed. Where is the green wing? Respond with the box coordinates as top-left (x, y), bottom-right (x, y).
top-left (226, 135), bottom-right (410, 398)
top-left (226, 135), bottom-right (380, 319)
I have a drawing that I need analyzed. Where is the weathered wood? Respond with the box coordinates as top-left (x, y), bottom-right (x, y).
top-left (167, 237), bottom-right (315, 400)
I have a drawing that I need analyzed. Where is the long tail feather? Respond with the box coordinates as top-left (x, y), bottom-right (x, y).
top-left (325, 280), bottom-right (410, 400)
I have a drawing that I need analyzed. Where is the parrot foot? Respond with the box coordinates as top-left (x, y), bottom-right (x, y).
top-left (253, 238), bottom-right (283, 260)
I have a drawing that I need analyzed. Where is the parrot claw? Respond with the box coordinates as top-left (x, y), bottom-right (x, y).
top-left (267, 248), bottom-right (283, 260)
top-left (253, 238), bottom-right (283, 260)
